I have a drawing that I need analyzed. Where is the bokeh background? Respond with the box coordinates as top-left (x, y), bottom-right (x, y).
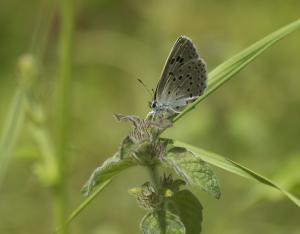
top-left (0, 0), bottom-right (300, 233)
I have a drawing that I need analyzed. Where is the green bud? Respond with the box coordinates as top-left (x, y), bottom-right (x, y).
top-left (17, 53), bottom-right (37, 87)
top-left (160, 174), bottom-right (186, 194)
top-left (129, 182), bottom-right (162, 210)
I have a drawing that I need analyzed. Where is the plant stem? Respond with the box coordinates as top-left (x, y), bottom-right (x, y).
top-left (148, 165), bottom-right (160, 188)
top-left (54, 0), bottom-right (73, 233)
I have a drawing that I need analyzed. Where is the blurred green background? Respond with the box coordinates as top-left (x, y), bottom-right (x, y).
top-left (0, 0), bottom-right (300, 233)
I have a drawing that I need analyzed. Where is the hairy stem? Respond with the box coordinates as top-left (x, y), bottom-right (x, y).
top-left (148, 164), bottom-right (160, 188)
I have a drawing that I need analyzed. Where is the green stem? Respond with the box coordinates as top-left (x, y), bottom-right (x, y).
top-left (54, 0), bottom-right (73, 233)
top-left (148, 165), bottom-right (160, 188)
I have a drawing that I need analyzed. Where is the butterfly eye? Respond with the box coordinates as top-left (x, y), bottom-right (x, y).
top-left (150, 101), bottom-right (157, 109)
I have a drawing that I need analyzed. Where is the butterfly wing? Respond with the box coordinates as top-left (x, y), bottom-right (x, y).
top-left (155, 36), bottom-right (207, 112)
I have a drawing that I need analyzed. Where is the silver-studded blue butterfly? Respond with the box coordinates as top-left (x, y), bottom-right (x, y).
top-left (148, 36), bottom-right (207, 119)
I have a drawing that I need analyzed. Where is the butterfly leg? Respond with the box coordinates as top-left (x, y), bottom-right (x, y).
top-left (168, 107), bottom-right (182, 114)
top-left (146, 111), bottom-right (155, 120)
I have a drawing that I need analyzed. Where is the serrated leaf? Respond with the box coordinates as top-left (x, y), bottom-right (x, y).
top-left (168, 190), bottom-right (203, 234)
top-left (140, 210), bottom-right (185, 234)
top-left (164, 147), bottom-right (221, 199)
top-left (81, 152), bottom-right (137, 196)
top-left (173, 19), bottom-right (300, 122)
top-left (171, 139), bottom-right (300, 208)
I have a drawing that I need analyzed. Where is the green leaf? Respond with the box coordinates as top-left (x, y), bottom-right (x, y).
top-left (119, 136), bottom-right (135, 159)
top-left (174, 19), bottom-right (300, 122)
top-left (164, 147), bottom-right (221, 199)
top-left (119, 136), bottom-right (161, 166)
top-left (171, 139), bottom-right (300, 208)
top-left (65, 154), bottom-right (137, 226)
top-left (81, 153), bottom-right (137, 196)
top-left (168, 190), bottom-right (203, 234)
top-left (140, 210), bottom-right (185, 234)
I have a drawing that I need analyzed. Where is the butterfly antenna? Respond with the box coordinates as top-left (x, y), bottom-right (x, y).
top-left (137, 79), bottom-right (153, 98)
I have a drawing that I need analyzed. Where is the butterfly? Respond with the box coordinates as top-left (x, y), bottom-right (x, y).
top-left (148, 36), bottom-right (207, 119)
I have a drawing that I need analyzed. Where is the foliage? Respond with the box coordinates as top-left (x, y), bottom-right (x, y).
top-left (140, 211), bottom-right (185, 234)
top-left (163, 146), bottom-right (221, 199)
top-left (1, 1), bottom-right (300, 233)
top-left (68, 19), bottom-right (300, 233)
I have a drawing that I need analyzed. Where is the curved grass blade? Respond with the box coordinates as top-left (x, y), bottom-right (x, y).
top-left (81, 153), bottom-right (137, 196)
top-left (66, 179), bottom-right (111, 225)
top-left (174, 18), bottom-right (300, 122)
top-left (65, 154), bottom-right (137, 227)
top-left (170, 139), bottom-right (300, 208)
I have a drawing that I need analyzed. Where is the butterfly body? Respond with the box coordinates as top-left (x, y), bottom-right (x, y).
top-left (149, 36), bottom-right (207, 119)
top-left (149, 100), bottom-right (179, 117)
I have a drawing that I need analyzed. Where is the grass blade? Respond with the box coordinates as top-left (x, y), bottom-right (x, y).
top-left (81, 155), bottom-right (137, 196)
top-left (66, 179), bottom-right (112, 225)
top-left (174, 18), bottom-right (300, 122)
top-left (171, 139), bottom-right (300, 208)
top-left (0, 88), bottom-right (27, 188)
top-left (64, 155), bottom-right (137, 227)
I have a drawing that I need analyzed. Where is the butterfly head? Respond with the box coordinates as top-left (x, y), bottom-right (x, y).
top-left (149, 100), bottom-right (158, 110)
top-left (148, 99), bottom-right (165, 119)
top-left (149, 100), bottom-right (169, 116)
